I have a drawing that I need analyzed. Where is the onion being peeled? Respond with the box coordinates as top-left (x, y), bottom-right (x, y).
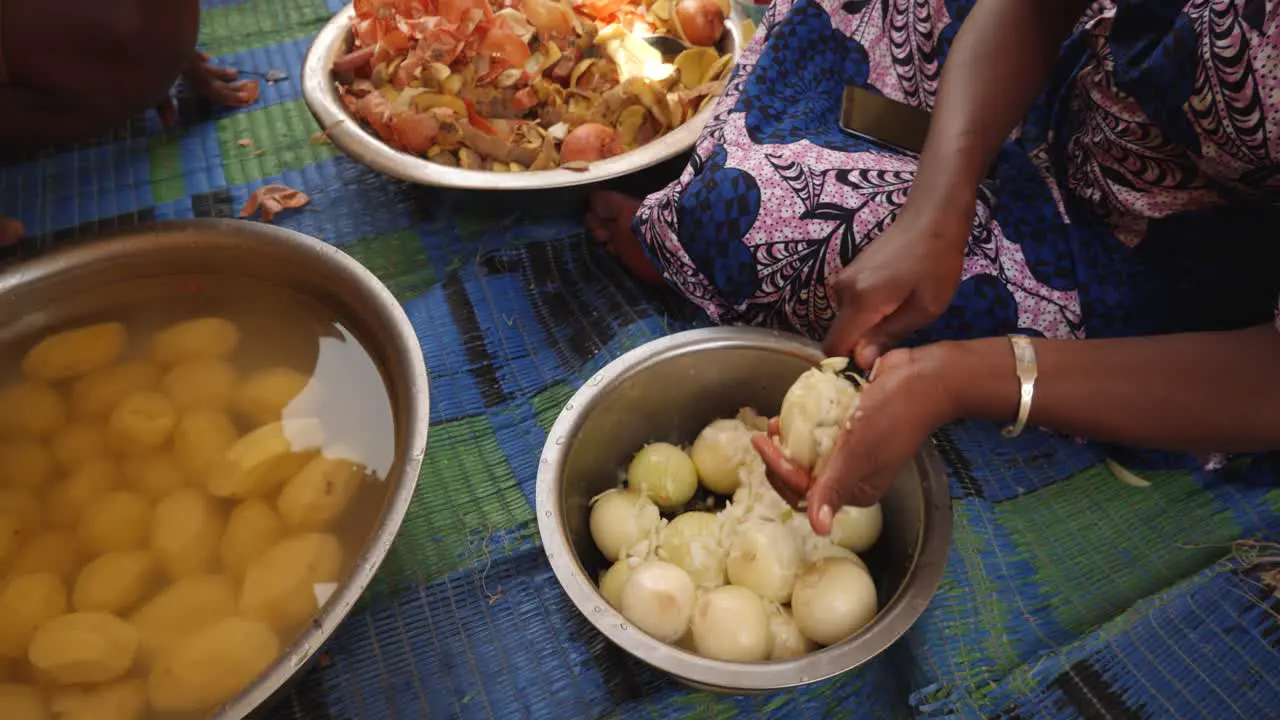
top-left (620, 560), bottom-right (696, 643)
top-left (778, 359), bottom-right (859, 475)
top-left (690, 585), bottom-right (769, 662)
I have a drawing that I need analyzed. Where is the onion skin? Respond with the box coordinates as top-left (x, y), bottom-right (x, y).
top-left (560, 123), bottom-right (621, 163)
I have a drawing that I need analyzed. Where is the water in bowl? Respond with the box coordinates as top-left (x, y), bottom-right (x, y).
top-left (0, 274), bottom-right (396, 718)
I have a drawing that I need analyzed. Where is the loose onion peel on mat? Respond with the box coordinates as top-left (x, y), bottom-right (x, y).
top-left (1105, 458), bottom-right (1151, 488)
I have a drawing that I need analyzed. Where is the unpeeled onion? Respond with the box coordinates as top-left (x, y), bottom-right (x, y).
top-left (620, 560), bottom-right (696, 643)
top-left (691, 585), bottom-right (769, 662)
top-left (658, 511), bottom-right (726, 588)
top-left (628, 442), bottom-right (698, 511)
top-left (589, 489), bottom-right (660, 561)
top-left (726, 521), bottom-right (802, 603)
top-left (689, 418), bottom-right (755, 495)
top-left (791, 557), bottom-right (878, 646)
top-left (829, 503), bottom-right (882, 553)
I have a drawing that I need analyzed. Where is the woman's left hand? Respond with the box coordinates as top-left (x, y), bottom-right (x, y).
top-left (750, 346), bottom-right (958, 535)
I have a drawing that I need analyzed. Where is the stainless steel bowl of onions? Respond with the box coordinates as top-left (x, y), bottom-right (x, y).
top-left (535, 327), bottom-right (952, 692)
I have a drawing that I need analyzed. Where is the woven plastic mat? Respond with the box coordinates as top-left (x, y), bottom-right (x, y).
top-left (4, 1), bottom-right (1280, 718)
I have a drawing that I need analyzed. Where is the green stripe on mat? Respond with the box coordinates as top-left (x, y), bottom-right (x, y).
top-left (199, 0), bottom-right (332, 56)
top-left (342, 230), bottom-right (438, 302)
top-left (148, 136), bottom-right (187, 205)
top-left (217, 100), bottom-right (338, 186)
top-left (534, 383), bottom-right (575, 433)
top-left (996, 463), bottom-right (1238, 635)
top-left (375, 415), bottom-right (534, 587)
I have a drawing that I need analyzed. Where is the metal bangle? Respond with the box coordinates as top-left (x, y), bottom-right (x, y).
top-left (1001, 334), bottom-right (1038, 439)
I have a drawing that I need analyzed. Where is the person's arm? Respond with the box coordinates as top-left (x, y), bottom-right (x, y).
top-left (930, 325), bottom-right (1280, 454)
top-left (907, 0), bottom-right (1090, 223)
top-left (0, 0), bottom-right (199, 147)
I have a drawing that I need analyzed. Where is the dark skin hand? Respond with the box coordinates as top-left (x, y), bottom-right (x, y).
top-left (752, 0), bottom-right (1278, 534)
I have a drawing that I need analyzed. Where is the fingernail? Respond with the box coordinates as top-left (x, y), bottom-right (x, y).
top-left (868, 357), bottom-right (881, 381)
top-left (818, 505), bottom-right (833, 528)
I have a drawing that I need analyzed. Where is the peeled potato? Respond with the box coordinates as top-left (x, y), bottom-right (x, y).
top-left (0, 440), bottom-right (55, 489)
top-left (0, 683), bottom-right (46, 720)
top-left (0, 512), bottom-right (23, 565)
top-left (232, 366), bottom-right (312, 427)
top-left (70, 361), bottom-right (162, 420)
top-left (0, 489), bottom-right (42, 535)
top-left (8, 533), bottom-right (83, 584)
top-left (129, 575), bottom-right (238, 665)
top-left (172, 409), bottom-right (239, 479)
top-left (219, 499), bottom-right (285, 578)
top-left (73, 551), bottom-right (158, 614)
top-left (0, 573), bottom-right (67, 658)
top-left (147, 617), bottom-right (279, 713)
top-left (277, 453), bottom-right (366, 531)
top-left (47, 458), bottom-right (119, 529)
top-left (0, 382), bottom-right (66, 438)
top-left (49, 423), bottom-right (108, 471)
top-left (241, 533), bottom-right (342, 632)
top-left (23, 322), bottom-right (127, 382)
top-left (50, 679), bottom-right (147, 720)
top-left (107, 392), bottom-right (177, 454)
top-left (149, 317), bottom-right (240, 367)
top-left (207, 418), bottom-right (323, 499)
top-left (150, 489), bottom-right (226, 579)
top-left (77, 491), bottom-right (153, 555)
top-left (160, 359), bottom-right (238, 411)
top-left (121, 453), bottom-right (186, 501)
top-left (28, 612), bottom-right (139, 685)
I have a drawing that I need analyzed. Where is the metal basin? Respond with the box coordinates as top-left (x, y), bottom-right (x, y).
top-left (0, 219), bottom-right (430, 717)
top-left (301, 4), bottom-right (743, 191)
top-left (536, 327), bottom-right (951, 692)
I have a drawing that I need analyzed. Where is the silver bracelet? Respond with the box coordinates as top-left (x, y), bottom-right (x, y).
top-left (1001, 335), bottom-right (1038, 438)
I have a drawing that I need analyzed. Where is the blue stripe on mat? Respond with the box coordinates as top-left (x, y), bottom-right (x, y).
top-left (942, 422), bottom-right (1104, 503)
top-left (178, 122), bottom-right (228, 196)
top-left (3, 141), bottom-right (154, 233)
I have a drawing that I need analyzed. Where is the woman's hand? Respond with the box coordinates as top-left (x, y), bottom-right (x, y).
top-left (750, 347), bottom-right (959, 535)
top-left (824, 205), bottom-right (970, 369)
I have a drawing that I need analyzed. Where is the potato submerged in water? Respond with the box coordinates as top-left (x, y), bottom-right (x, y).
top-left (147, 617), bottom-right (279, 713)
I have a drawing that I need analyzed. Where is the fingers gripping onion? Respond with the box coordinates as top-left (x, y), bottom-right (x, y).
top-left (778, 358), bottom-right (860, 475)
top-left (766, 604), bottom-right (815, 660)
top-left (691, 585), bottom-right (769, 662)
top-left (628, 442), bottom-right (698, 510)
top-left (690, 418), bottom-right (757, 495)
top-left (658, 511), bottom-right (726, 588)
top-left (726, 521), bottom-right (802, 603)
top-left (828, 503), bottom-right (883, 553)
top-left (589, 489), bottom-right (661, 562)
top-left (791, 557), bottom-right (878, 646)
top-left (620, 560), bottom-right (696, 643)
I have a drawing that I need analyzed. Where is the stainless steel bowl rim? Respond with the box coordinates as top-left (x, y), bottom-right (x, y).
top-left (302, 3), bottom-right (743, 190)
top-left (535, 327), bottom-right (952, 690)
top-left (0, 219), bottom-right (431, 718)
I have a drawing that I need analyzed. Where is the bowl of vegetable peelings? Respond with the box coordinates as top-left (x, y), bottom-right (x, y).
top-left (535, 327), bottom-right (952, 692)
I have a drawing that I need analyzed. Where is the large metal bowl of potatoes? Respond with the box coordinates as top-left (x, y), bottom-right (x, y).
top-left (0, 219), bottom-right (429, 719)
top-left (536, 327), bottom-right (951, 692)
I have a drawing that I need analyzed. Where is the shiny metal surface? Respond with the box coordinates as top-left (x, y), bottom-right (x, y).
top-left (0, 219), bottom-right (431, 718)
top-left (535, 327), bottom-right (951, 692)
top-left (302, 4), bottom-right (742, 191)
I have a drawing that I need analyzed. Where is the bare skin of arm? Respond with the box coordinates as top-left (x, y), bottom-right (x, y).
top-left (0, 0), bottom-right (201, 147)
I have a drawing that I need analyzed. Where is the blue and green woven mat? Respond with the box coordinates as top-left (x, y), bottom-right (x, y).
top-left (4, 1), bottom-right (1280, 717)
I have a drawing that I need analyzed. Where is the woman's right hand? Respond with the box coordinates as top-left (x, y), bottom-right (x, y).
top-left (824, 202), bottom-right (972, 368)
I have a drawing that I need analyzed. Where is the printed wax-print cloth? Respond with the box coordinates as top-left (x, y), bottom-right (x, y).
top-left (2, 0), bottom-right (1280, 718)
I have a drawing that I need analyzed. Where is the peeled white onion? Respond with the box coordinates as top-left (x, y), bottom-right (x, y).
top-left (690, 585), bottom-right (770, 662)
top-left (828, 503), bottom-right (883, 553)
top-left (589, 489), bottom-right (661, 562)
top-left (778, 359), bottom-right (859, 474)
top-left (791, 557), bottom-right (878, 646)
top-left (726, 521), bottom-right (802, 603)
top-left (690, 418), bottom-right (757, 495)
top-left (599, 558), bottom-right (636, 609)
top-left (766, 604), bottom-right (815, 660)
top-left (658, 511), bottom-right (726, 589)
top-left (620, 560), bottom-right (696, 643)
top-left (628, 442), bottom-right (699, 510)
top-left (804, 542), bottom-right (868, 572)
